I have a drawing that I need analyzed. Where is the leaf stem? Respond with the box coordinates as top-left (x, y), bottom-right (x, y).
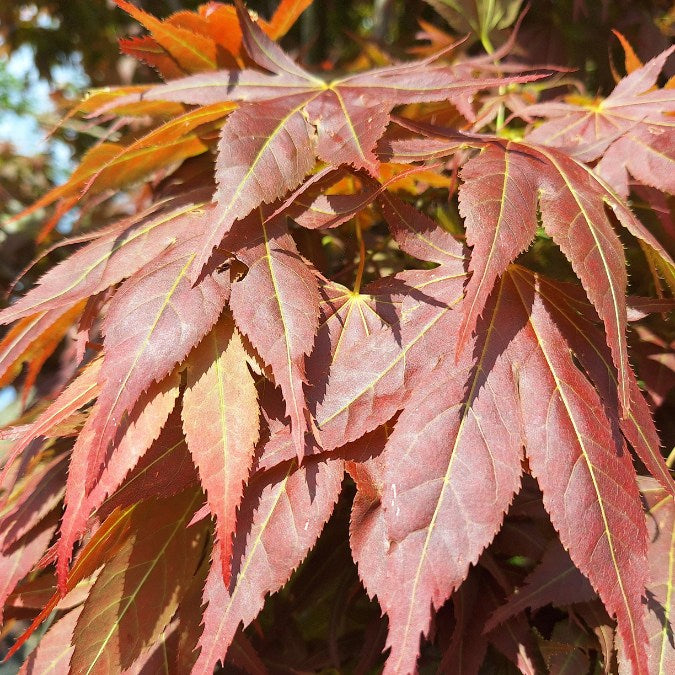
top-left (353, 221), bottom-right (366, 295)
top-left (480, 28), bottom-right (506, 131)
top-left (666, 447), bottom-right (675, 469)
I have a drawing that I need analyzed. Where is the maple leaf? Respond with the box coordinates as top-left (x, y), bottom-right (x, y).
top-left (57, 371), bottom-right (181, 591)
top-left (350, 267), bottom-right (652, 673)
top-left (0, 358), bottom-right (101, 490)
top-left (356, 277), bottom-right (525, 674)
top-left (0, 303), bottom-right (84, 390)
top-left (84, 231), bottom-right (230, 492)
top-left (0, 510), bottom-right (59, 625)
top-left (0, 455), bottom-right (68, 551)
top-left (95, 405), bottom-right (198, 520)
top-left (4, 503), bottom-right (138, 660)
top-left (528, 275), bottom-right (675, 497)
top-left (616, 478), bottom-right (675, 675)
top-left (1, 2), bottom-right (672, 671)
top-left (114, 0), bottom-right (218, 73)
top-left (18, 605), bottom-right (83, 675)
top-left (193, 455), bottom-right (343, 672)
top-left (391, 118), bottom-right (674, 415)
top-left (0, 203), bottom-right (206, 326)
top-left (484, 538), bottom-right (596, 632)
top-left (69, 489), bottom-right (206, 674)
top-left (312, 194), bottom-right (467, 450)
top-left (506, 268), bottom-right (650, 674)
top-left (524, 45), bottom-right (675, 196)
top-left (182, 312), bottom-right (260, 583)
top-left (226, 210), bottom-right (319, 457)
top-left (7, 136), bottom-right (209, 229)
top-left (106, 0), bottom-right (543, 277)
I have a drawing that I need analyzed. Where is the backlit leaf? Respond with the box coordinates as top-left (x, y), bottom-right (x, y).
top-left (114, 0), bottom-right (218, 73)
top-left (182, 312), bottom-right (259, 583)
top-left (57, 371), bottom-right (181, 590)
top-left (70, 489), bottom-right (206, 674)
top-left (18, 605), bottom-right (83, 675)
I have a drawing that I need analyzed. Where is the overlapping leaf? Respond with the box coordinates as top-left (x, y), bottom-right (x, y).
top-left (193, 456), bottom-right (343, 672)
top-left (18, 605), bottom-right (83, 675)
top-left (104, 0), bottom-right (543, 276)
top-left (312, 194), bottom-right (467, 450)
top-left (350, 267), bottom-right (653, 673)
top-left (57, 371), bottom-right (181, 589)
top-left (85, 231), bottom-right (230, 492)
top-left (0, 1), bottom-right (671, 672)
top-left (182, 312), bottom-right (259, 583)
top-left (394, 119), bottom-right (673, 414)
top-left (227, 211), bottom-right (319, 456)
top-left (0, 203), bottom-right (207, 325)
top-left (629, 478), bottom-right (675, 674)
top-left (70, 489), bottom-right (206, 674)
top-left (507, 268), bottom-right (650, 674)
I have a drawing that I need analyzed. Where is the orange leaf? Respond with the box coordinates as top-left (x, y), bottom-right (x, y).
top-left (114, 0), bottom-right (218, 73)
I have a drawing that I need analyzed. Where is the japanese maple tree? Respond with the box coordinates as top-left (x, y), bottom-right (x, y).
top-left (1, 0), bottom-right (674, 673)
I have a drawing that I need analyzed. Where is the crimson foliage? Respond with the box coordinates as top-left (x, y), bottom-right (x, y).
top-left (1, 1), bottom-right (674, 673)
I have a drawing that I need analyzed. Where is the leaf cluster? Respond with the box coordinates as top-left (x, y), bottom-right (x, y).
top-left (0, 1), bottom-right (674, 673)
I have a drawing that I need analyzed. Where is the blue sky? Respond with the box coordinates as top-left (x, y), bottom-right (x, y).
top-left (1, 43), bottom-right (88, 415)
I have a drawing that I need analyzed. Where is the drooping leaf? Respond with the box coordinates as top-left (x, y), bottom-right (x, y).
top-left (18, 605), bottom-right (83, 675)
top-left (0, 358), bottom-right (101, 489)
top-left (8, 138), bottom-right (208, 227)
top-left (95, 406), bottom-right (198, 520)
top-left (69, 489), bottom-right (207, 675)
top-left (0, 455), bottom-right (68, 551)
top-left (524, 274), bottom-right (675, 497)
top-left (195, 92), bottom-right (318, 275)
top-left (79, 102), bottom-right (235, 198)
top-left (634, 478), bottom-right (675, 675)
top-left (363, 273), bottom-right (525, 674)
top-left (459, 140), bottom-right (635, 411)
top-left (182, 312), bottom-right (260, 583)
top-left (0, 510), bottom-right (59, 624)
top-left (311, 203), bottom-right (467, 450)
top-left (227, 212), bottom-right (319, 457)
top-left (192, 455), bottom-right (343, 672)
top-left (85, 233), bottom-right (230, 490)
top-left (396, 119), bottom-right (675, 414)
top-left (57, 370), bottom-right (181, 591)
top-left (507, 268), bottom-right (650, 674)
top-left (0, 302), bottom-right (84, 388)
top-left (0, 204), bottom-right (206, 325)
top-left (484, 538), bottom-right (595, 632)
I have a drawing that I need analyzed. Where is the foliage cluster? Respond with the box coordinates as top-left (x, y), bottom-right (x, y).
top-left (0, 1), bottom-right (674, 673)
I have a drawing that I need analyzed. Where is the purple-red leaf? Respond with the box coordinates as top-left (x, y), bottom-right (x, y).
top-left (57, 370), bottom-right (181, 592)
top-left (228, 212), bottom-right (319, 457)
top-left (193, 456), bottom-right (343, 672)
top-left (195, 93), bottom-right (318, 276)
top-left (508, 268), bottom-right (650, 674)
top-left (86, 234), bottom-right (229, 490)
